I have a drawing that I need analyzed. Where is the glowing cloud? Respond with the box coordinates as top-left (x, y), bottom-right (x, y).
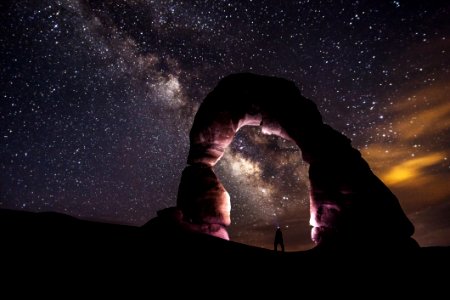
top-left (382, 153), bottom-right (445, 185)
top-left (362, 80), bottom-right (450, 215)
top-left (398, 102), bottom-right (450, 140)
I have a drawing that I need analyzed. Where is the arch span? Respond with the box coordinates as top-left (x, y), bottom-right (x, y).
top-left (177, 73), bottom-right (416, 249)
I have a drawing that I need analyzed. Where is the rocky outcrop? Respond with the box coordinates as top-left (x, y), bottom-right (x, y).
top-left (175, 165), bottom-right (230, 239)
top-left (178, 73), bottom-right (416, 249)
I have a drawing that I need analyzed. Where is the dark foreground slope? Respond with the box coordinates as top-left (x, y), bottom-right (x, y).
top-left (1, 208), bottom-right (448, 292)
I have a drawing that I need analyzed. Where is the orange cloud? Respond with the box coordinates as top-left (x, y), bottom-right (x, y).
top-left (395, 102), bottom-right (450, 140)
top-left (381, 153), bottom-right (445, 186)
top-left (390, 83), bottom-right (450, 140)
top-left (362, 80), bottom-right (450, 212)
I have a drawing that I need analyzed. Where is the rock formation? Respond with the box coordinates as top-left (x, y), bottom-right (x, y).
top-left (177, 73), bottom-right (416, 249)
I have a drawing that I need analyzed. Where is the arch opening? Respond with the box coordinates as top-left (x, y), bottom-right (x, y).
top-left (214, 127), bottom-right (313, 251)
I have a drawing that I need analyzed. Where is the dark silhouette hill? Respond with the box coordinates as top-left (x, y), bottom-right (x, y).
top-left (2, 208), bottom-right (449, 299)
top-left (2, 208), bottom-right (448, 287)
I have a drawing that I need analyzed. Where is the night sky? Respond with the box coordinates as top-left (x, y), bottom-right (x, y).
top-left (1, 0), bottom-right (449, 251)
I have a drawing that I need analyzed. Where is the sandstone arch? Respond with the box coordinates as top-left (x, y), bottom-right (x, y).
top-left (177, 73), bottom-right (416, 249)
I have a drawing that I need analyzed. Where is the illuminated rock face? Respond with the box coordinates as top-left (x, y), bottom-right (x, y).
top-left (179, 73), bottom-right (416, 247)
top-left (177, 165), bottom-right (231, 227)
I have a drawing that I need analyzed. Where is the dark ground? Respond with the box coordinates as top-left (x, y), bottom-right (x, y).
top-left (1, 208), bottom-right (448, 294)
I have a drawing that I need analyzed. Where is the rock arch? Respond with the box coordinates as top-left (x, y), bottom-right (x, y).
top-left (177, 73), bottom-right (416, 248)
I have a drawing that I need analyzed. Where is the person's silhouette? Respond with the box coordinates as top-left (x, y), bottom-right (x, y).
top-left (274, 227), bottom-right (285, 253)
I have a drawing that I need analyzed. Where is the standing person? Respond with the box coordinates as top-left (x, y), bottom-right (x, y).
top-left (274, 226), bottom-right (285, 253)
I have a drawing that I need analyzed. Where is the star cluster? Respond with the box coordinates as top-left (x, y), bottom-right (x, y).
top-left (1, 0), bottom-right (449, 250)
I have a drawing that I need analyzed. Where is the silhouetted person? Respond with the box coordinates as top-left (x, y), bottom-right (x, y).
top-left (274, 227), bottom-right (285, 253)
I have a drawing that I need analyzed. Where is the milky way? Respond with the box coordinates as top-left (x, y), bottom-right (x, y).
top-left (1, 0), bottom-right (449, 250)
